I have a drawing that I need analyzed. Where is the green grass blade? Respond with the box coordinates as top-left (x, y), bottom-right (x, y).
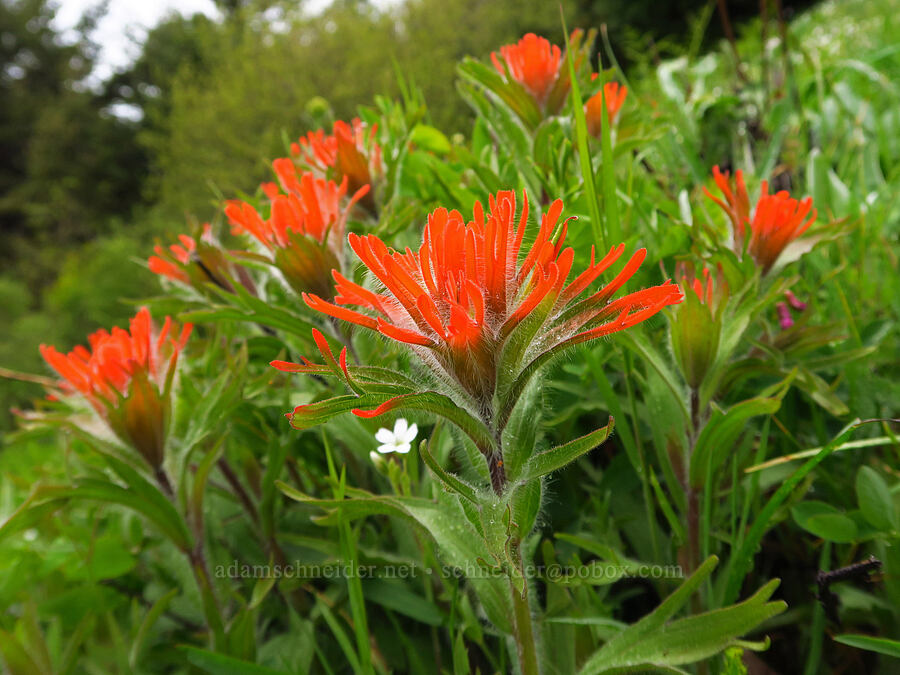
top-left (561, 13), bottom-right (605, 250)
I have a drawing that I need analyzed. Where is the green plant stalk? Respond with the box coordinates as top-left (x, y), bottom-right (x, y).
top-left (161, 453), bottom-right (225, 650)
top-left (684, 386), bottom-right (703, 583)
top-left (189, 546), bottom-right (226, 650)
top-left (803, 540), bottom-right (830, 675)
top-left (323, 431), bottom-right (374, 674)
top-left (624, 350), bottom-right (660, 561)
top-left (510, 577), bottom-right (540, 675)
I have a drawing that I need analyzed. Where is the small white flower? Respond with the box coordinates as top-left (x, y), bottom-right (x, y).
top-left (374, 418), bottom-right (418, 454)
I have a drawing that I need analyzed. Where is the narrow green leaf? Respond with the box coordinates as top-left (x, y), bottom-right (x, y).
top-left (363, 580), bottom-right (444, 626)
top-left (520, 417), bottom-right (614, 481)
top-left (420, 439), bottom-right (479, 503)
top-left (130, 589), bottom-right (178, 670)
top-left (179, 645), bottom-right (289, 674)
top-left (580, 576), bottom-right (785, 673)
top-left (690, 397), bottom-right (781, 487)
top-left (561, 14), bottom-right (605, 249)
top-left (594, 52), bottom-right (621, 244)
top-left (721, 422), bottom-right (859, 605)
top-left (856, 466), bottom-right (898, 531)
top-left (834, 634), bottom-right (900, 658)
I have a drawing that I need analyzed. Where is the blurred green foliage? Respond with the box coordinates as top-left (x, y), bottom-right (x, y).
top-left (1, 0), bottom-right (899, 670)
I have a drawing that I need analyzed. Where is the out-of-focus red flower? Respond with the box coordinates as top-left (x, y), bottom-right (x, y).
top-left (39, 308), bottom-right (191, 469)
top-left (149, 224), bottom-right (256, 295)
top-left (491, 33), bottom-right (562, 108)
top-left (705, 166), bottom-right (752, 245)
top-left (706, 166), bottom-right (817, 273)
top-left (292, 118), bottom-right (382, 202)
top-left (301, 190), bottom-right (682, 407)
top-left (226, 167), bottom-right (368, 298)
top-left (748, 187), bottom-right (817, 273)
top-left (585, 75), bottom-right (628, 137)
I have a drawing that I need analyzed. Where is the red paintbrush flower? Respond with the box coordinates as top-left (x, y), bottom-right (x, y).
top-left (704, 166), bottom-right (752, 247)
top-left (292, 118), bottom-right (382, 202)
top-left (746, 186), bottom-right (817, 273)
top-left (39, 307), bottom-right (191, 470)
top-left (148, 224), bottom-right (256, 295)
top-left (301, 190), bottom-right (682, 412)
top-left (585, 75), bottom-right (628, 137)
top-left (225, 165), bottom-right (369, 298)
top-left (491, 33), bottom-right (563, 109)
top-left (705, 166), bottom-right (818, 273)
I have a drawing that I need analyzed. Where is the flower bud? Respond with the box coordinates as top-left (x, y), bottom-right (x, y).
top-left (670, 264), bottom-right (728, 389)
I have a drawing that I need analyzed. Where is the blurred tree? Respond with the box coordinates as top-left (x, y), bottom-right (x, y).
top-left (148, 0), bottom-right (572, 219)
top-left (0, 0), bottom-right (147, 290)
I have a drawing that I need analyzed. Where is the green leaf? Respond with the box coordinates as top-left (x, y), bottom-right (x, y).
top-left (409, 124), bottom-right (451, 155)
top-left (579, 565), bottom-right (785, 673)
top-left (351, 391), bottom-right (497, 454)
top-left (180, 280), bottom-right (317, 340)
top-left (562, 19), bottom-right (605, 249)
top-left (457, 58), bottom-right (542, 130)
top-left (362, 580), bottom-right (444, 626)
top-left (855, 466), bottom-right (898, 531)
top-left (130, 589), bottom-right (178, 670)
top-left (619, 331), bottom-right (690, 425)
top-left (419, 439), bottom-right (479, 504)
top-left (833, 634), bottom-right (900, 658)
top-left (803, 513), bottom-right (858, 543)
top-left (690, 397), bottom-right (781, 488)
top-left (179, 646), bottom-right (289, 674)
top-left (277, 484), bottom-right (513, 632)
top-left (594, 52), bottom-right (621, 245)
top-left (720, 421), bottom-right (859, 606)
top-left (520, 417), bottom-right (614, 481)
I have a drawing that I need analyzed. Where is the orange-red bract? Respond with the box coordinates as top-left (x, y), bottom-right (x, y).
top-left (300, 190), bottom-right (683, 408)
top-left (705, 166), bottom-right (818, 273)
top-left (226, 165), bottom-right (368, 298)
top-left (148, 224), bottom-right (256, 295)
top-left (585, 76), bottom-right (628, 137)
top-left (491, 33), bottom-right (562, 108)
top-left (292, 117), bottom-right (381, 201)
top-left (39, 307), bottom-right (191, 469)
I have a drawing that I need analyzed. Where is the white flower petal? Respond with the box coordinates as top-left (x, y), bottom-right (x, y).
top-left (393, 418), bottom-right (408, 438)
top-left (377, 444), bottom-right (395, 454)
top-left (375, 428), bottom-right (394, 444)
top-left (394, 442), bottom-right (411, 454)
top-left (403, 423), bottom-right (418, 443)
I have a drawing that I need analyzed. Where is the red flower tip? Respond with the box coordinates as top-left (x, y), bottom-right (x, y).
top-left (491, 33), bottom-right (562, 107)
top-left (706, 167), bottom-right (818, 272)
top-left (148, 226), bottom-right (247, 294)
top-left (227, 169), bottom-right (362, 297)
top-left (585, 78), bottom-right (628, 137)
top-left (294, 118), bottom-right (381, 197)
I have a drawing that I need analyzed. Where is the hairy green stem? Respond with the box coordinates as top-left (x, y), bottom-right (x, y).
top-left (510, 579), bottom-right (540, 675)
